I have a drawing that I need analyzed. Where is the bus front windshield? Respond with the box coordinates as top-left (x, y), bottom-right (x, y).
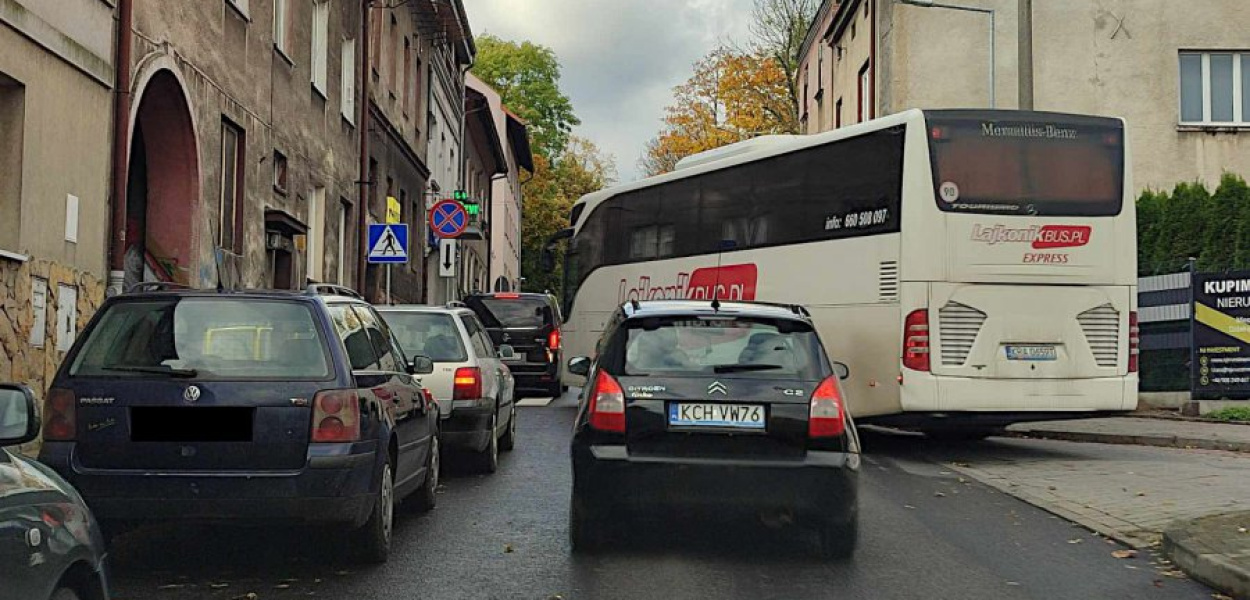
top-left (928, 112), bottom-right (1125, 217)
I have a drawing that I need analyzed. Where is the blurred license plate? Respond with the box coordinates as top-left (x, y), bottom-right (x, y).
top-left (668, 403), bottom-right (765, 429)
top-left (1005, 345), bottom-right (1057, 361)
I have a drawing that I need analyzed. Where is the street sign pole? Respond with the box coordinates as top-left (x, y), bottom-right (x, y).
top-left (386, 264), bottom-right (392, 305)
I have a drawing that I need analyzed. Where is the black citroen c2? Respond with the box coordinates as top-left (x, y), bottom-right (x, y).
top-left (38, 284), bottom-right (441, 564)
top-left (568, 300), bottom-right (860, 559)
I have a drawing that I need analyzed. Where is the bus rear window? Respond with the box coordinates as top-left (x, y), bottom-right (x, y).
top-left (927, 113), bottom-right (1124, 216)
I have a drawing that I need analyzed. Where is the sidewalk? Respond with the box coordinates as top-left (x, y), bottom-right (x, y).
top-left (1163, 511), bottom-right (1250, 600)
top-left (1006, 416), bottom-right (1250, 453)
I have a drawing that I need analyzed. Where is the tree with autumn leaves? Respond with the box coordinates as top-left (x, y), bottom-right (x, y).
top-left (472, 36), bottom-right (616, 295)
top-left (642, 0), bottom-right (818, 176)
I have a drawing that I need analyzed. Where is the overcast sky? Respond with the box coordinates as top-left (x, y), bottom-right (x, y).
top-left (463, 0), bottom-right (755, 182)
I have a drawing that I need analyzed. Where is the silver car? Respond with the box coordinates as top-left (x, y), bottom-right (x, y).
top-left (378, 305), bottom-right (517, 473)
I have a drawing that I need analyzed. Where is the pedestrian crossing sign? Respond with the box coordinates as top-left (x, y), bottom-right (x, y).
top-left (367, 223), bottom-right (408, 264)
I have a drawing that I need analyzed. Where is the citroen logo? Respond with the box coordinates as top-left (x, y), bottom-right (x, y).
top-left (707, 381), bottom-right (728, 395)
top-left (183, 385), bottom-right (201, 403)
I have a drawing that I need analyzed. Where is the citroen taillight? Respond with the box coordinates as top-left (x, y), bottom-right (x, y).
top-left (587, 370), bottom-right (625, 433)
top-left (808, 376), bottom-right (846, 438)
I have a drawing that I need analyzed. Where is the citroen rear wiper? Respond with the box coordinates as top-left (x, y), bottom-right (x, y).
top-left (712, 363), bottom-right (783, 373)
top-left (102, 365), bottom-right (199, 378)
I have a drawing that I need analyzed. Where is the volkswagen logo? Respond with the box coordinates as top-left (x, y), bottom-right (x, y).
top-left (707, 381), bottom-right (728, 395)
top-left (183, 385), bottom-right (201, 403)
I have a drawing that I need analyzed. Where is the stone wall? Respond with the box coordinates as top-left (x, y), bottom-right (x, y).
top-left (0, 257), bottom-right (105, 455)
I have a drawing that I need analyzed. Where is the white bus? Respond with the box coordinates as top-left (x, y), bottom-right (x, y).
top-left (549, 109), bottom-right (1137, 437)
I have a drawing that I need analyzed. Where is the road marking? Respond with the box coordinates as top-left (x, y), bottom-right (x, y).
top-left (517, 397), bottom-right (554, 407)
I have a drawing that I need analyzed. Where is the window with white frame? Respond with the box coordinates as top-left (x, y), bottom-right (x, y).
top-left (273, 0), bottom-right (291, 58)
top-left (341, 38), bottom-right (356, 124)
top-left (311, 0), bottom-right (329, 95)
top-left (1179, 51), bottom-right (1249, 126)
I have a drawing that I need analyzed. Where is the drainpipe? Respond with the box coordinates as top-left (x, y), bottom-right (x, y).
top-left (1018, 0), bottom-right (1034, 109)
top-left (108, 0), bottom-right (134, 296)
top-left (356, 0), bottom-right (371, 293)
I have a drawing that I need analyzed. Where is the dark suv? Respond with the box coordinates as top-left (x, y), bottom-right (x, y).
top-left (464, 292), bottom-right (564, 397)
top-left (38, 284), bottom-right (441, 564)
top-left (568, 300), bottom-right (860, 558)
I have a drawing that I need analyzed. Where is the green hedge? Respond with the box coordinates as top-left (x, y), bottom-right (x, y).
top-left (1138, 173), bottom-right (1250, 275)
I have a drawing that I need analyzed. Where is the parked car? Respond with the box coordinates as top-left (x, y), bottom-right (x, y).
top-left (0, 383), bottom-right (110, 600)
top-left (378, 304), bottom-right (517, 473)
top-left (464, 292), bottom-right (564, 398)
top-left (38, 284), bottom-right (440, 563)
top-left (568, 300), bottom-right (860, 559)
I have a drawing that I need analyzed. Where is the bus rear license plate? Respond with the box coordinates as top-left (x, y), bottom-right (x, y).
top-left (669, 403), bottom-right (765, 429)
top-left (1005, 345), bottom-right (1058, 361)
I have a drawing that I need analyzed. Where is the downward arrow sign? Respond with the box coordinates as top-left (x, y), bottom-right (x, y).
top-left (443, 243), bottom-right (453, 269)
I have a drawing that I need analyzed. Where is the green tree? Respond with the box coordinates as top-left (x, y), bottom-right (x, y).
top-left (1211, 173), bottom-right (1250, 270)
top-left (745, 0), bottom-right (819, 129)
top-left (472, 35), bottom-right (580, 159)
top-left (520, 137), bottom-right (616, 295)
top-left (1135, 189), bottom-right (1165, 275)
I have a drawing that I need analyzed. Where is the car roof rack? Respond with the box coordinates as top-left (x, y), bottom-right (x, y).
top-left (127, 281), bottom-right (192, 293)
top-left (305, 283), bottom-right (364, 300)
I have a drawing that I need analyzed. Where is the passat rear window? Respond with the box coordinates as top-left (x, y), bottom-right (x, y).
top-left (380, 311), bottom-right (468, 362)
top-left (70, 299), bottom-right (331, 379)
top-left (611, 316), bottom-right (828, 380)
top-left (467, 296), bottom-right (551, 328)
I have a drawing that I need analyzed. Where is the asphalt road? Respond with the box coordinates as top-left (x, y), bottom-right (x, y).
top-left (108, 392), bottom-right (1216, 600)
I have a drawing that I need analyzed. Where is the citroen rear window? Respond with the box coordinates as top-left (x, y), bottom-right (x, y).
top-left (611, 316), bottom-right (827, 380)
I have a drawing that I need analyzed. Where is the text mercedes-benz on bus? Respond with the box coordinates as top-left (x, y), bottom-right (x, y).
top-left (549, 109), bottom-right (1137, 438)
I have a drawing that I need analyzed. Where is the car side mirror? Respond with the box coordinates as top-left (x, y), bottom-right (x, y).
top-left (498, 344), bottom-right (517, 360)
top-left (833, 362), bottom-right (850, 380)
top-left (407, 356), bottom-right (435, 375)
top-left (568, 356), bottom-right (591, 377)
top-left (0, 384), bottom-right (39, 446)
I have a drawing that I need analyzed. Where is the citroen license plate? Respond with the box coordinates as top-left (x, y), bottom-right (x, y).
top-left (1005, 345), bottom-right (1058, 361)
top-left (668, 403), bottom-right (765, 429)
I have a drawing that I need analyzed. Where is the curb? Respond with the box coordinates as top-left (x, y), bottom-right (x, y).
top-left (1163, 521), bottom-right (1250, 600)
top-left (1004, 429), bottom-right (1250, 454)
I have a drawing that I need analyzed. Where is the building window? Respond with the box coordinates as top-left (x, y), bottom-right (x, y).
top-left (273, 0), bottom-right (291, 59)
top-left (308, 186), bottom-right (326, 281)
top-left (342, 38), bottom-right (356, 124)
top-left (0, 73), bottom-right (23, 253)
top-left (1179, 51), bottom-right (1249, 125)
top-left (338, 198), bottom-right (351, 284)
top-left (273, 150), bottom-right (289, 194)
top-left (390, 14), bottom-right (400, 96)
top-left (403, 37), bottom-right (412, 116)
top-left (220, 119), bottom-right (245, 252)
top-left (858, 60), bottom-right (871, 123)
top-left (311, 0), bottom-right (329, 95)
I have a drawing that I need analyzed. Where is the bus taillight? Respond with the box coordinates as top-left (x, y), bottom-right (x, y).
top-left (1128, 311), bottom-right (1139, 373)
top-left (903, 309), bottom-right (930, 372)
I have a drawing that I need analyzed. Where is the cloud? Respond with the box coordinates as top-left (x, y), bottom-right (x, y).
top-left (464, 0), bottom-right (755, 181)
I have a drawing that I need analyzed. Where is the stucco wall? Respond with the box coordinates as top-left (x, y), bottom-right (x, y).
top-left (130, 0), bottom-right (362, 290)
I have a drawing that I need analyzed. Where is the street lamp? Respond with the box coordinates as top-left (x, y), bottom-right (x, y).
top-left (897, 0), bottom-right (996, 108)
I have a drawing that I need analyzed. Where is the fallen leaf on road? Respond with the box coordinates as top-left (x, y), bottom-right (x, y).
top-left (1159, 569), bottom-right (1187, 579)
top-left (952, 462), bottom-right (971, 467)
top-left (158, 584), bottom-right (186, 590)
top-left (1111, 549), bottom-right (1137, 559)
top-left (1213, 593), bottom-right (1234, 600)
top-left (210, 583), bottom-right (230, 589)
top-left (939, 471), bottom-right (952, 475)
top-left (958, 477), bottom-right (968, 484)
top-left (1048, 485), bottom-right (1057, 491)
top-left (230, 594), bottom-right (258, 600)
top-left (904, 504), bottom-right (916, 509)
top-left (1067, 539), bottom-right (1083, 544)
top-left (934, 492), bottom-right (946, 498)
top-left (274, 583), bottom-right (291, 589)
top-left (504, 544), bottom-right (515, 553)
top-left (1153, 579), bottom-right (1164, 587)
top-left (548, 595), bottom-right (565, 600)
top-left (1136, 491), bottom-right (1147, 497)
top-left (280, 578), bottom-right (299, 583)
top-left (1238, 527), bottom-right (1247, 534)
top-left (1006, 581), bottom-right (1020, 586)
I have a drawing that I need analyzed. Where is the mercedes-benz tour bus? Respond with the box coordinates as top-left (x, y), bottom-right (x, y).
top-left (549, 109), bottom-right (1137, 436)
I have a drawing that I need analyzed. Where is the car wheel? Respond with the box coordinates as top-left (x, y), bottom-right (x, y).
top-left (51, 587), bottom-right (82, 600)
top-left (568, 496), bottom-right (604, 553)
top-left (547, 380), bottom-right (563, 398)
top-left (818, 518), bottom-right (858, 560)
top-left (352, 457), bottom-right (394, 563)
top-left (411, 433), bottom-right (439, 513)
top-left (499, 405), bottom-right (517, 452)
top-left (475, 411), bottom-right (500, 473)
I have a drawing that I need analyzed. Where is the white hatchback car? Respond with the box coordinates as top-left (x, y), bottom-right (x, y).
top-left (378, 304), bottom-right (517, 473)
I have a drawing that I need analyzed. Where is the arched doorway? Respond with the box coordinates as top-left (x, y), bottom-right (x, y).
top-left (125, 69), bottom-right (199, 287)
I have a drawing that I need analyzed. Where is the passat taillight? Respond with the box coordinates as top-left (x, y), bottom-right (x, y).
top-left (1128, 311), bottom-right (1139, 373)
top-left (903, 309), bottom-right (930, 372)
top-left (547, 328), bottom-right (561, 351)
top-left (808, 376), bottom-right (846, 438)
top-left (453, 367), bottom-right (482, 401)
top-left (43, 388), bottom-right (76, 441)
top-left (587, 369), bottom-right (625, 433)
top-left (311, 389), bottom-right (360, 443)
